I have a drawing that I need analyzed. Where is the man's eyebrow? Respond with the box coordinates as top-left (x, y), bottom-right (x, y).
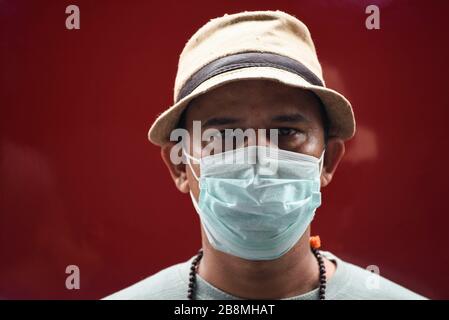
top-left (203, 116), bottom-right (241, 127)
top-left (271, 113), bottom-right (310, 123)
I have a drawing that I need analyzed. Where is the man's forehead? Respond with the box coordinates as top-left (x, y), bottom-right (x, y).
top-left (185, 89), bottom-right (319, 125)
top-left (200, 111), bottom-right (312, 128)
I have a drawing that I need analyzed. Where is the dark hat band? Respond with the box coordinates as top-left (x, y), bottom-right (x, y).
top-left (177, 52), bottom-right (324, 102)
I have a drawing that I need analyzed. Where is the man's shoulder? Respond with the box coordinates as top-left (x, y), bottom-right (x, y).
top-left (324, 251), bottom-right (427, 300)
top-left (103, 258), bottom-right (191, 300)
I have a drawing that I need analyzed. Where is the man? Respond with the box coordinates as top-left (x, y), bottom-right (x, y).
top-left (105, 10), bottom-right (425, 300)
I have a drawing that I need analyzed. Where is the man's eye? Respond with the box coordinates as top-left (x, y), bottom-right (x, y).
top-left (278, 128), bottom-right (299, 136)
top-left (218, 129), bottom-right (232, 137)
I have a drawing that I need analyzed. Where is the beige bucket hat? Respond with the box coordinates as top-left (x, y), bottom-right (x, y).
top-left (148, 10), bottom-right (356, 145)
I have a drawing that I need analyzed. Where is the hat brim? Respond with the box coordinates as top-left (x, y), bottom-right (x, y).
top-left (148, 66), bottom-right (355, 145)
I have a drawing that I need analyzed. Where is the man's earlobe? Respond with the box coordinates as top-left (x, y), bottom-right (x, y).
top-left (161, 143), bottom-right (190, 194)
top-left (320, 138), bottom-right (345, 187)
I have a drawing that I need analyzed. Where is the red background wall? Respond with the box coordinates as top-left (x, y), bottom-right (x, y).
top-left (1, 0), bottom-right (448, 299)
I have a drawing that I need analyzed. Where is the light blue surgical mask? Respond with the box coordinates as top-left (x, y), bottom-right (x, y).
top-left (184, 146), bottom-right (324, 261)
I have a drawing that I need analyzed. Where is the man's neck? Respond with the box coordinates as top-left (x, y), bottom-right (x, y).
top-left (197, 229), bottom-right (335, 299)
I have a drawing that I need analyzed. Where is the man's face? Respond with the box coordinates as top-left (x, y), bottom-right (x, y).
top-left (181, 79), bottom-right (330, 200)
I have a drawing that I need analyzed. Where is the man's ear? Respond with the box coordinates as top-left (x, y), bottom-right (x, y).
top-left (160, 142), bottom-right (190, 194)
top-left (320, 137), bottom-right (345, 187)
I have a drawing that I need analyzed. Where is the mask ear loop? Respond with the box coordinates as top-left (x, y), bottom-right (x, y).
top-left (183, 148), bottom-right (200, 181)
top-left (318, 149), bottom-right (325, 176)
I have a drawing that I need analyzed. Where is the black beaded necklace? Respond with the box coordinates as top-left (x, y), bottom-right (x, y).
top-left (187, 245), bottom-right (327, 300)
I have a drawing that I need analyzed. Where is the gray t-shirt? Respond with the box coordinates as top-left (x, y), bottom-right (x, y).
top-left (103, 251), bottom-right (426, 300)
